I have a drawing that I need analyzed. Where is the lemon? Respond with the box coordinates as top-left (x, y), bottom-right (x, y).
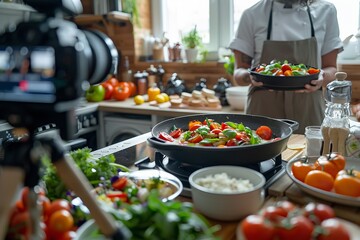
top-left (155, 94), bottom-right (166, 104)
top-left (160, 93), bottom-right (170, 102)
top-left (134, 95), bottom-right (145, 105)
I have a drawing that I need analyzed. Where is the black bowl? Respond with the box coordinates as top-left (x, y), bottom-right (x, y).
top-left (249, 67), bottom-right (320, 90)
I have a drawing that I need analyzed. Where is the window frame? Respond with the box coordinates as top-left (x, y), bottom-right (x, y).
top-left (152, 0), bottom-right (360, 52)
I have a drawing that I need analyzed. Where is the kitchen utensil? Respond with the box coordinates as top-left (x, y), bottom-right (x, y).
top-left (249, 66), bottom-right (319, 90)
top-left (148, 113), bottom-right (298, 166)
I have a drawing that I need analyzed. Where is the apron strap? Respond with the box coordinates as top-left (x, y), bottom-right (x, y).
top-left (267, 0), bottom-right (315, 40)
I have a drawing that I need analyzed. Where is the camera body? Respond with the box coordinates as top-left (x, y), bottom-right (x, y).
top-left (0, 0), bottom-right (118, 139)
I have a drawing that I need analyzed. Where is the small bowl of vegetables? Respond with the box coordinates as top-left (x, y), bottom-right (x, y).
top-left (249, 60), bottom-right (320, 90)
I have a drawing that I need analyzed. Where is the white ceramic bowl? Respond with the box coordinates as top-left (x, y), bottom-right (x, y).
top-left (189, 165), bottom-right (265, 221)
top-left (226, 86), bottom-right (249, 110)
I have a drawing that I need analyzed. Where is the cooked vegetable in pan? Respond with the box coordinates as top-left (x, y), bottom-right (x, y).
top-left (254, 60), bottom-right (320, 77)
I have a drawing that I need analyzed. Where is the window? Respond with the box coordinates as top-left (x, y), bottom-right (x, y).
top-left (152, 0), bottom-right (360, 53)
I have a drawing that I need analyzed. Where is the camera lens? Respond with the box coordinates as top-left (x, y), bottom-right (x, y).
top-left (82, 29), bottom-right (119, 85)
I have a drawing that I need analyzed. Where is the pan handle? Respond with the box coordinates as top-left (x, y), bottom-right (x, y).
top-left (277, 119), bottom-right (299, 132)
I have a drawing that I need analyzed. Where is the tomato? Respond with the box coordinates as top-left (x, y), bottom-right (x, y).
top-left (256, 126), bottom-right (273, 140)
top-left (256, 65), bottom-right (265, 72)
top-left (169, 128), bottom-right (182, 138)
top-left (281, 64), bottom-right (292, 72)
top-left (210, 128), bottom-right (222, 135)
top-left (284, 70), bottom-right (293, 76)
top-left (317, 218), bottom-right (350, 240)
top-left (127, 81), bottom-right (137, 97)
top-left (48, 209), bottom-right (74, 233)
top-left (241, 215), bottom-right (276, 240)
top-left (47, 199), bottom-right (71, 218)
top-left (316, 153), bottom-right (346, 178)
top-left (304, 170), bottom-right (334, 192)
top-left (8, 210), bottom-right (31, 239)
top-left (38, 195), bottom-right (51, 218)
top-left (20, 187), bottom-right (30, 210)
top-left (277, 215), bottom-right (314, 240)
top-left (101, 82), bottom-right (114, 100)
top-left (158, 132), bottom-right (174, 142)
top-left (236, 132), bottom-right (250, 142)
top-left (106, 192), bottom-right (128, 202)
top-left (112, 177), bottom-right (128, 191)
top-left (307, 67), bottom-right (320, 75)
top-left (188, 134), bottom-right (203, 144)
top-left (274, 200), bottom-right (296, 214)
top-left (291, 160), bottom-right (320, 182)
top-left (303, 202), bottom-right (335, 224)
top-left (112, 84), bottom-right (131, 101)
top-left (209, 122), bottom-right (221, 130)
top-left (189, 120), bottom-right (202, 131)
top-left (262, 205), bottom-right (288, 222)
top-left (105, 76), bottom-right (119, 87)
top-left (334, 169), bottom-right (360, 197)
top-left (226, 139), bottom-right (237, 146)
top-left (221, 122), bottom-right (230, 130)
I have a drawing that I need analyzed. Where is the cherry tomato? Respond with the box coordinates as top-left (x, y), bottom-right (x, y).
top-left (316, 153), bottom-right (346, 178)
top-left (127, 81), bottom-right (137, 97)
top-left (334, 169), bottom-right (360, 197)
top-left (281, 64), bottom-right (292, 72)
top-left (209, 122), bottom-right (221, 130)
top-left (105, 76), bottom-right (119, 87)
top-left (307, 67), bottom-right (320, 75)
top-left (241, 215), bottom-right (276, 240)
top-left (112, 177), bottom-right (128, 191)
top-left (221, 122), bottom-right (230, 130)
top-left (210, 128), bottom-right (222, 135)
top-left (158, 132), bottom-right (174, 142)
top-left (275, 200), bottom-right (296, 214)
top-left (256, 126), bottom-right (273, 140)
top-left (106, 192), bottom-right (128, 202)
top-left (113, 83), bottom-right (131, 101)
top-left (189, 120), bottom-right (202, 131)
top-left (317, 218), bottom-right (350, 240)
top-left (57, 230), bottom-right (77, 240)
top-left (226, 139), bottom-right (237, 146)
top-left (304, 202), bottom-right (335, 224)
top-left (169, 128), bottom-right (182, 138)
top-left (236, 132), bottom-right (250, 142)
top-left (101, 82), bottom-right (114, 100)
top-left (188, 134), bottom-right (203, 144)
top-left (47, 199), bottom-right (71, 218)
top-left (262, 205), bottom-right (288, 222)
top-left (277, 215), bottom-right (314, 240)
top-left (48, 209), bottom-right (74, 234)
top-left (291, 160), bottom-right (320, 182)
top-left (284, 70), bottom-right (293, 76)
top-left (8, 210), bottom-right (31, 236)
top-left (304, 170), bottom-right (334, 192)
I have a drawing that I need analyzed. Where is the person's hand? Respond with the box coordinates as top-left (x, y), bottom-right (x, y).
top-left (295, 70), bottom-right (324, 93)
top-left (352, 103), bottom-right (360, 122)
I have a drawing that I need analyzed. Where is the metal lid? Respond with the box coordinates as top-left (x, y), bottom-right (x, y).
top-left (324, 72), bottom-right (352, 103)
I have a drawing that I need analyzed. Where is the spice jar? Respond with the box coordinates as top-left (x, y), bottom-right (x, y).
top-left (134, 71), bottom-right (147, 95)
top-left (193, 78), bottom-right (207, 91)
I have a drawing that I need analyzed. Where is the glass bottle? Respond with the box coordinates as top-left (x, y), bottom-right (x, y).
top-left (134, 71), bottom-right (146, 95)
top-left (121, 56), bottom-right (133, 82)
top-left (157, 65), bottom-right (165, 92)
top-left (321, 72), bottom-right (352, 155)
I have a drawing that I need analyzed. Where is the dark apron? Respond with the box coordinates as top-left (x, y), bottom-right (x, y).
top-left (247, 0), bottom-right (324, 134)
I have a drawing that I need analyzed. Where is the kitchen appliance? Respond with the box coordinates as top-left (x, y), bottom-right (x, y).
top-left (103, 114), bottom-right (153, 146)
top-left (91, 132), bottom-right (288, 198)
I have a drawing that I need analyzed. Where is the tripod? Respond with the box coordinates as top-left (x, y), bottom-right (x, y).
top-left (0, 128), bottom-right (130, 239)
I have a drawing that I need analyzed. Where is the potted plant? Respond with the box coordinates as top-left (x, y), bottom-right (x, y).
top-left (182, 26), bottom-right (203, 63)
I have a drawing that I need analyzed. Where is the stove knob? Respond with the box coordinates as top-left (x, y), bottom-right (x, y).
top-left (83, 116), bottom-right (90, 128)
top-left (90, 115), bottom-right (97, 126)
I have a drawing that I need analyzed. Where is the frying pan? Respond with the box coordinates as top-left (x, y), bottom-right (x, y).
top-left (147, 113), bottom-right (298, 166)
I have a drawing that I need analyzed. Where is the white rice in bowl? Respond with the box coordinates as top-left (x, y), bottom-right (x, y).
top-left (194, 172), bottom-right (254, 193)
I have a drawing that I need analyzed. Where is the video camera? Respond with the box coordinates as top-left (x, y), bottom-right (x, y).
top-left (0, 0), bottom-right (118, 140)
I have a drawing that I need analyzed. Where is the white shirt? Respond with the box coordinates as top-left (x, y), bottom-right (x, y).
top-left (228, 0), bottom-right (343, 67)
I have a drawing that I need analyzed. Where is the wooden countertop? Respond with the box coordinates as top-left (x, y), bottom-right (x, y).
top-left (97, 98), bottom-right (244, 117)
top-left (177, 134), bottom-right (360, 240)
